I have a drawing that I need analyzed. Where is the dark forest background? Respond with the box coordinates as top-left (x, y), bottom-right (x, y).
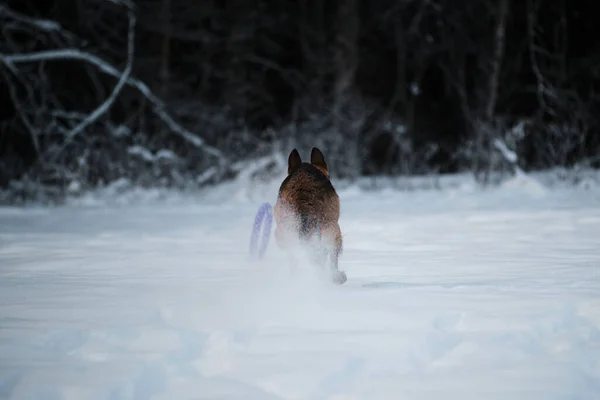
top-left (1, 0), bottom-right (599, 203)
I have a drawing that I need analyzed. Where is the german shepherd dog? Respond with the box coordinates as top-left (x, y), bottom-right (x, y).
top-left (274, 147), bottom-right (347, 284)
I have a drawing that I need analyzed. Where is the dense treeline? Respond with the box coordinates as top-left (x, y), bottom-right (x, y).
top-left (1, 0), bottom-right (599, 201)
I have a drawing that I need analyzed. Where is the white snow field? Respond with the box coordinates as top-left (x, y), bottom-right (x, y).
top-left (1, 174), bottom-right (600, 400)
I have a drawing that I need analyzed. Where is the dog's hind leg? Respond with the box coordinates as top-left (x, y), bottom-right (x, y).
top-left (321, 223), bottom-right (346, 284)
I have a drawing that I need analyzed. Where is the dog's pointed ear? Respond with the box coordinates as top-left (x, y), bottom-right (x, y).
top-left (288, 148), bottom-right (302, 175)
top-left (310, 147), bottom-right (328, 176)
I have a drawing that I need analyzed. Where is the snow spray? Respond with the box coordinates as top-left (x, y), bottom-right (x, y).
top-left (249, 202), bottom-right (273, 260)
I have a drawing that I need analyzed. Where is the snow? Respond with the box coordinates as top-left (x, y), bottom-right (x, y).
top-left (1, 175), bottom-right (600, 400)
top-left (493, 138), bottom-right (518, 164)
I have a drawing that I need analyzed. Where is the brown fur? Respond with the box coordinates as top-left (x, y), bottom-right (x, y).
top-left (274, 147), bottom-right (346, 284)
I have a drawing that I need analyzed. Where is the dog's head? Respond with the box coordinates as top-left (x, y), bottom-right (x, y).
top-left (287, 147), bottom-right (329, 179)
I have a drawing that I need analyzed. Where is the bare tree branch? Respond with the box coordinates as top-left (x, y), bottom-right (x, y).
top-left (48, 1), bottom-right (135, 161)
top-left (1, 49), bottom-right (226, 163)
top-left (0, 4), bottom-right (62, 32)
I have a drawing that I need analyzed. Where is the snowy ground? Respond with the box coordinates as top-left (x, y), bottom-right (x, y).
top-left (1, 174), bottom-right (600, 400)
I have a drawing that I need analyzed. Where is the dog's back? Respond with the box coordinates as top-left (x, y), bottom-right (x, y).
top-left (277, 162), bottom-right (339, 240)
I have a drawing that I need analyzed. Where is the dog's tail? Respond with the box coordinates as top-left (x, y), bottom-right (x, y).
top-left (299, 213), bottom-right (320, 242)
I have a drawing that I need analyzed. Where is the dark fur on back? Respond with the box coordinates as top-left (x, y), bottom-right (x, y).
top-left (278, 163), bottom-right (335, 201)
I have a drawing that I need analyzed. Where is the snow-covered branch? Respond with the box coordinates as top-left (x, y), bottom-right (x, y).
top-left (0, 41), bottom-right (226, 165)
top-left (48, 2), bottom-right (135, 161)
top-left (493, 138), bottom-right (517, 164)
top-left (0, 4), bottom-right (61, 31)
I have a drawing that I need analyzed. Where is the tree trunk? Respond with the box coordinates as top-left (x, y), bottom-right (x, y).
top-left (333, 0), bottom-right (359, 109)
top-left (486, 0), bottom-right (509, 119)
top-left (332, 0), bottom-right (360, 178)
top-left (159, 0), bottom-right (171, 98)
top-left (476, 0), bottom-right (510, 184)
